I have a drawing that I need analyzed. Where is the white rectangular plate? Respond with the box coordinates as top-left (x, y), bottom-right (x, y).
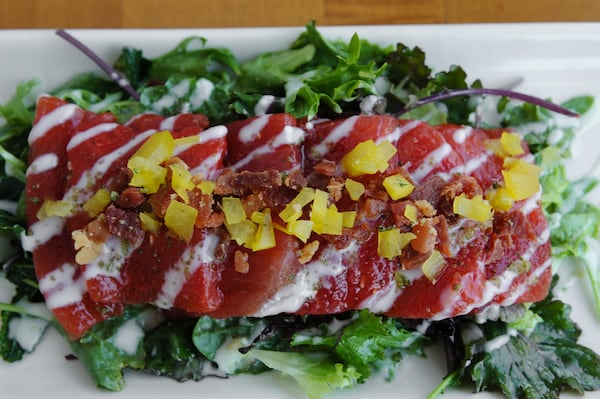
top-left (1, 23), bottom-right (600, 399)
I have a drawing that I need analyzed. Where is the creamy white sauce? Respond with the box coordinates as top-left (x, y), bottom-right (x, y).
top-left (0, 200), bottom-right (17, 215)
top-left (452, 126), bottom-right (473, 144)
top-left (437, 152), bottom-right (490, 182)
top-left (199, 125), bottom-right (228, 144)
top-left (359, 95), bottom-right (381, 114)
top-left (411, 142), bottom-right (453, 182)
top-left (159, 115), bottom-right (179, 131)
top-left (310, 115), bottom-right (359, 159)
top-left (38, 262), bottom-right (85, 310)
top-left (8, 315), bottom-right (48, 352)
top-left (358, 279), bottom-right (402, 313)
top-left (254, 95), bottom-right (276, 115)
top-left (376, 120), bottom-right (422, 147)
top-left (21, 216), bottom-right (65, 253)
top-left (190, 153), bottom-right (223, 179)
top-left (230, 125), bottom-right (305, 171)
top-left (28, 101), bottom-right (80, 145)
top-left (519, 192), bottom-right (542, 216)
top-left (238, 114), bottom-right (270, 143)
top-left (63, 129), bottom-right (156, 204)
top-left (26, 153), bottom-right (58, 176)
top-left (0, 271), bottom-right (16, 303)
top-left (66, 123), bottom-right (120, 151)
top-left (112, 318), bottom-right (144, 355)
top-left (482, 327), bottom-right (517, 353)
top-left (152, 94), bottom-right (178, 114)
top-left (154, 232), bottom-right (220, 309)
top-left (84, 236), bottom-right (142, 281)
top-left (190, 78), bottom-right (215, 111)
top-left (254, 242), bottom-right (357, 316)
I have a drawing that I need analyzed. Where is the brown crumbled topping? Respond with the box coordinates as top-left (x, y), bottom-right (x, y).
top-left (234, 250), bottom-right (250, 274)
top-left (297, 240), bottom-right (320, 264)
top-left (327, 177), bottom-right (345, 202)
top-left (414, 200), bottom-right (436, 217)
top-left (313, 160), bottom-right (337, 177)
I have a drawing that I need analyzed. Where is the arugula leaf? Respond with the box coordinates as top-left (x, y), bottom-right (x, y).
top-left (0, 311), bottom-right (26, 362)
top-left (248, 349), bottom-right (360, 399)
top-left (68, 306), bottom-right (153, 391)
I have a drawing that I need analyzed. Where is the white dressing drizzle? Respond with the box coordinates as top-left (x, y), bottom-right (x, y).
top-left (411, 142), bottom-right (453, 183)
top-left (254, 95), bottom-right (276, 115)
top-left (238, 114), bottom-right (271, 143)
top-left (38, 262), bottom-right (85, 310)
top-left (21, 216), bottom-right (65, 253)
top-left (310, 115), bottom-right (359, 159)
top-left (66, 123), bottom-right (119, 151)
top-left (26, 153), bottom-right (59, 176)
top-left (190, 78), bottom-right (215, 110)
top-left (254, 242), bottom-right (357, 316)
top-left (28, 102), bottom-right (80, 145)
top-left (112, 318), bottom-right (144, 355)
top-left (154, 232), bottom-right (220, 309)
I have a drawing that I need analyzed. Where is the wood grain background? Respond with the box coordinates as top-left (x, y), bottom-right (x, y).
top-left (1, 0), bottom-right (599, 28)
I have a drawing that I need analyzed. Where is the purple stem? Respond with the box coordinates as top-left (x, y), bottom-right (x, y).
top-left (55, 29), bottom-right (141, 101)
top-left (398, 88), bottom-right (579, 118)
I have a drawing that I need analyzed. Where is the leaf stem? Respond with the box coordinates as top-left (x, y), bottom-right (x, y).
top-left (426, 369), bottom-right (460, 399)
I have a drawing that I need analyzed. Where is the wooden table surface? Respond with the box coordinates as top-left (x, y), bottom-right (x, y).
top-left (1, 0), bottom-right (599, 28)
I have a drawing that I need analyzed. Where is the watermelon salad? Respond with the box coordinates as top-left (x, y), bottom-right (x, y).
top-left (1, 22), bottom-right (600, 399)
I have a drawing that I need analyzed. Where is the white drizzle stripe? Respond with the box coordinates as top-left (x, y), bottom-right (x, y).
top-left (437, 152), bottom-right (491, 182)
top-left (190, 153), bottom-right (223, 179)
top-left (63, 129), bottom-right (156, 203)
top-left (83, 236), bottom-right (143, 281)
top-left (358, 279), bottom-right (401, 313)
top-left (254, 243), bottom-right (357, 317)
top-left (66, 123), bottom-right (120, 151)
top-left (38, 262), bottom-right (85, 309)
top-left (239, 115), bottom-right (271, 143)
top-left (154, 233), bottom-right (220, 309)
top-left (26, 153), bottom-right (58, 176)
top-left (159, 115), bottom-right (179, 131)
top-left (28, 103), bottom-right (81, 145)
top-left (230, 126), bottom-right (304, 171)
top-left (410, 142), bottom-right (453, 182)
top-left (173, 125), bottom-right (228, 157)
top-left (21, 217), bottom-right (65, 253)
top-left (311, 115), bottom-right (359, 158)
top-left (376, 119), bottom-right (422, 146)
top-left (452, 126), bottom-right (473, 144)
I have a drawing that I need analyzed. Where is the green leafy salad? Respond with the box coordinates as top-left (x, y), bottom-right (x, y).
top-left (1, 21), bottom-right (600, 399)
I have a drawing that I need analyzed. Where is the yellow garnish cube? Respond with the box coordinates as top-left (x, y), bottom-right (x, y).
top-left (421, 250), bottom-right (446, 283)
top-left (132, 130), bottom-right (175, 164)
top-left (502, 158), bottom-right (541, 201)
top-left (222, 197), bottom-right (247, 225)
top-left (249, 209), bottom-right (276, 251)
top-left (170, 163), bottom-right (195, 203)
top-left (310, 189), bottom-right (329, 234)
top-left (453, 194), bottom-right (493, 223)
top-left (128, 156), bottom-right (167, 194)
top-left (139, 212), bottom-right (162, 235)
top-left (377, 228), bottom-right (416, 259)
top-left (279, 187), bottom-right (315, 223)
top-left (197, 180), bottom-right (216, 195)
top-left (287, 219), bottom-right (314, 243)
top-left (500, 132), bottom-right (525, 156)
top-left (404, 204), bottom-right (418, 223)
top-left (36, 199), bottom-right (73, 220)
top-left (487, 187), bottom-right (515, 212)
top-left (345, 178), bottom-right (365, 201)
top-left (174, 134), bottom-right (200, 147)
top-left (82, 189), bottom-right (111, 217)
top-left (225, 219), bottom-right (258, 246)
top-left (341, 211), bottom-right (357, 228)
top-left (383, 174), bottom-right (415, 200)
top-left (164, 200), bottom-right (198, 242)
top-left (341, 139), bottom-right (397, 177)
top-left (322, 204), bottom-right (343, 235)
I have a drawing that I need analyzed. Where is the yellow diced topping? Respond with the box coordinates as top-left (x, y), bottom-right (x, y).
top-left (404, 204), bottom-right (418, 223)
top-left (82, 189), bottom-right (111, 217)
top-left (287, 219), bottom-right (314, 243)
top-left (341, 139), bottom-right (397, 177)
top-left (502, 158), bottom-right (541, 201)
top-left (128, 156), bottom-right (167, 194)
top-left (322, 204), bottom-right (344, 235)
top-left (382, 174), bottom-right (415, 200)
top-left (486, 187), bottom-right (515, 212)
top-left (132, 130), bottom-right (175, 164)
top-left (453, 194), bottom-right (493, 223)
top-left (222, 197), bottom-right (247, 225)
top-left (279, 187), bottom-right (315, 223)
top-left (345, 178), bottom-right (365, 201)
top-left (310, 189), bottom-right (329, 234)
top-left (377, 228), bottom-right (416, 259)
top-left (164, 200), bottom-right (198, 242)
top-left (421, 250), bottom-right (446, 283)
top-left (249, 209), bottom-right (276, 251)
top-left (170, 163), bottom-right (195, 203)
top-left (341, 211), bottom-right (357, 228)
top-left (500, 132), bottom-right (525, 156)
top-left (225, 219), bottom-right (258, 246)
top-left (197, 180), bottom-right (215, 195)
top-left (36, 199), bottom-right (73, 220)
top-left (139, 212), bottom-right (162, 235)
top-left (174, 134), bottom-right (200, 147)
